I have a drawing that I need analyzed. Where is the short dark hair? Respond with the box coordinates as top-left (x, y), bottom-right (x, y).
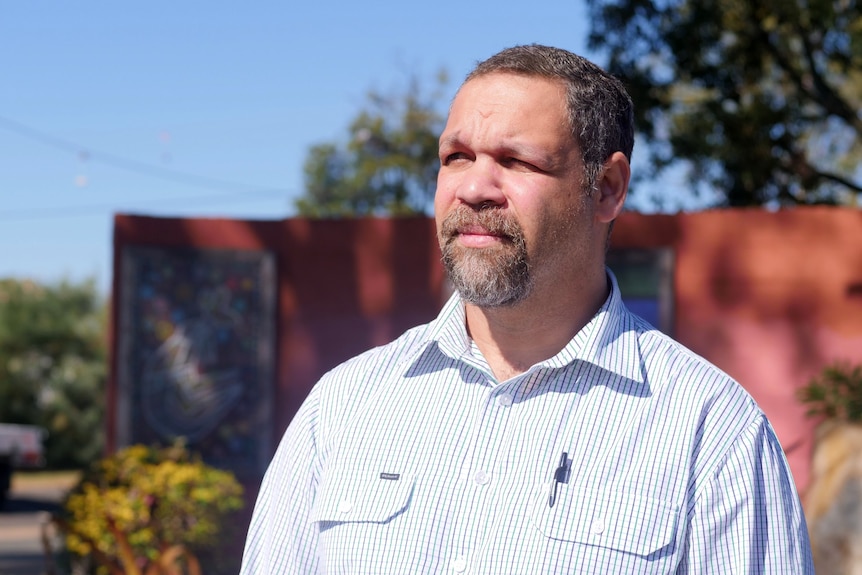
top-left (465, 44), bottom-right (634, 193)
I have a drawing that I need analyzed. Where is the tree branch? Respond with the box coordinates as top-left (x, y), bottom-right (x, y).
top-left (812, 169), bottom-right (862, 194)
top-left (794, 19), bottom-right (862, 136)
top-left (752, 2), bottom-right (862, 137)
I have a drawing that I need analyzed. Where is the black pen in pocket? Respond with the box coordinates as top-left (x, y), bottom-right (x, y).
top-left (548, 451), bottom-right (570, 508)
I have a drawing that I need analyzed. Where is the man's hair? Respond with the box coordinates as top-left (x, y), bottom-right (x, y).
top-left (465, 44), bottom-right (634, 194)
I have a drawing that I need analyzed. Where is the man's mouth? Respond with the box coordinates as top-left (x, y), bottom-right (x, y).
top-left (457, 224), bottom-right (503, 237)
top-left (451, 224), bottom-right (508, 248)
top-left (441, 205), bottom-right (521, 249)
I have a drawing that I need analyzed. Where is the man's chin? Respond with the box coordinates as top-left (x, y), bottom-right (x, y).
top-left (456, 284), bottom-right (531, 308)
top-left (446, 264), bottom-right (533, 308)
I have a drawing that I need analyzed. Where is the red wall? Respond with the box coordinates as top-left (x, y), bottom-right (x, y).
top-left (111, 207), bottom-right (862, 496)
top-left (110, 215), bottom-right (446, 456)
top-left (613, 207), bottom-right (862, 494)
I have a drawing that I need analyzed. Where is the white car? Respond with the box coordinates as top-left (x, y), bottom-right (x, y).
top-left (0, 423), bottom-right (47, 507)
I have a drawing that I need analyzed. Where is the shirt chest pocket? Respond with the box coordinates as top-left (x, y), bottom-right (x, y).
top-left (312, 464), bottom-right (416, 527)
top-left (531, 486), bottom-right (679, 557)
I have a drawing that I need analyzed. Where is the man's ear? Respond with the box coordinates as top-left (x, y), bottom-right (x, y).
top-left (594, 151), bottom-right (630, 223)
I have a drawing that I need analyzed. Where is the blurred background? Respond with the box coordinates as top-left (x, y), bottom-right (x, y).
top-left (1, 0), bottom-right (622, 295)
top-left (2, 0), bottom-right (861, 573)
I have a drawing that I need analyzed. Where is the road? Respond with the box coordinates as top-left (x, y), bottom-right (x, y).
top-left (0, 474), bottom-right (76, 575)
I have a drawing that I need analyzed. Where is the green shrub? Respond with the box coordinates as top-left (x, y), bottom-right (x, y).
top-left (797, 363), bottom-right (862, 422)
top-left (55, 441), bottom-right (244, 575)
top-left (0, 277), bottom-right (107, 469)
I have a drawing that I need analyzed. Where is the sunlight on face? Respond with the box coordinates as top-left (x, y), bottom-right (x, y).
top-left (436, 73), bottom-right (594, 307)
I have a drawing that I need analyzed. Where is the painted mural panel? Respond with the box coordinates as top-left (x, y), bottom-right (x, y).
top-left (607, 248), bottom-right (674, 334)
top-left (115, 246), bottom-right (275, 478)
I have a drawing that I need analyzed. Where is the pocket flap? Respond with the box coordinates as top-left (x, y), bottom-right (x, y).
top-left (532, 485), bottom-right (678, 556)
top-left (312, 466), bottom-right (415, 525)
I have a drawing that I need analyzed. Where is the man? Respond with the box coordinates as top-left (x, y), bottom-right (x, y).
top-left (241, 45), bottom-right (813, 573)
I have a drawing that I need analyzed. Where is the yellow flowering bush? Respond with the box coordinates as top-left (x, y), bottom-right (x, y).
top-left (56, 441), bottom-right (244, 575)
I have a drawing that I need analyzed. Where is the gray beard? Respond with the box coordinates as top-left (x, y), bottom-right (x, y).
top-left (439, 206), bottom-right (532, 308)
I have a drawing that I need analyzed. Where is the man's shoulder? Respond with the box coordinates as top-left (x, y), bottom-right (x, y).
top-left (302, 320), bottom-right (440, 445)
top-left (638, 323), bottom-right (732, 379)
top-left (318, 320), bottom-right (437, 388)
top-left (628, 313), bottom-right (760, 417)
top-left (623, 314), bottom-right (773, 479)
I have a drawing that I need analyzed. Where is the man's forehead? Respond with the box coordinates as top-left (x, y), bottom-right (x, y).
top-left (442, 73), bottom-right (569, 136)
top-left (448, 73), bottom-right (566, 116)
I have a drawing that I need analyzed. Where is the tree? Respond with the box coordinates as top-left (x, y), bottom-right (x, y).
top-left (585, 0), bottom-right (862, 207)
top-left (295, 71), bottom-right (449, 217)
top-left (0, 278), bottom-right (107, 468)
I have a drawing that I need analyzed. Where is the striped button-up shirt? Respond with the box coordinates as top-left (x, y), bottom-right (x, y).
top-left (241, 272), bottom-right (813, 574)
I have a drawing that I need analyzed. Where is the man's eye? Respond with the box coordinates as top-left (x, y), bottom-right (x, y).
top-left (443, 152), bottom-right (469, 164)
top-left (502, 157), bottom-right (538, 171)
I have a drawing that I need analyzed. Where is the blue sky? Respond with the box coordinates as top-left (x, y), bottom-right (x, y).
top-left (1, 1), bottom-right (686, 295)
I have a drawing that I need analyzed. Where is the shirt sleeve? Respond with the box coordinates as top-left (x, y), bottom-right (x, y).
top-left (240, 390), bottom-right (322, 574)
top-left (678, 415), bottom-right (814, 574)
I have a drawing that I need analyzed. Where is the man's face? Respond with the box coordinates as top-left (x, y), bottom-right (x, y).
top-left (435, 72), bottom-right (598, 307)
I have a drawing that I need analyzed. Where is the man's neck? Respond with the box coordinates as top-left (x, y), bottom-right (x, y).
top-left (464, 271), bottom-right (610, 382)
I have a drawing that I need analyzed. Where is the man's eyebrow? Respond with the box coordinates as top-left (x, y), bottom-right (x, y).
top-left (438, 134), bottom-right (563, 171)
top-left (440, 134), bottom-right (552, 158)
top-left (438, 133), bottom-right (462, 150)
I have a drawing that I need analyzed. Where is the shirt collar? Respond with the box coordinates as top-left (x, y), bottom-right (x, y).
top-left (425, 268), bottom-right (645, 384)
top-left (427, 289), bottom-right (471, 359)
top-left (545, 269), bottom-right (645, 384)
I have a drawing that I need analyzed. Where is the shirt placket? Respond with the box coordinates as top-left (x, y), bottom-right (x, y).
top-left (474, 367), bottom-right (586, 573)
top-left (446, 369), bottom-right (530, 574)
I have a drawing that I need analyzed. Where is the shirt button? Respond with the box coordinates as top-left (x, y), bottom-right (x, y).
top-left (591, 518), bottom-right (605, 535)
top-left (497, 393), bottom-right (513, 407)
top-left (451, 556), bottom-right (467, 573)
top-left (338, 499), bottom-right (353, 514)
top-left (473, 470), bottom-right (490, 485)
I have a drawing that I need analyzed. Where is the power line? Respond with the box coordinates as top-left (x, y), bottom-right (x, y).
top-left (0, 190), bottom-right (288, 221)
top-left (0, 114), bottom-right (293, 194)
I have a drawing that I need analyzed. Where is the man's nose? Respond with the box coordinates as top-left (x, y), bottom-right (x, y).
top-left (454, 158), bottom-right (506, 208)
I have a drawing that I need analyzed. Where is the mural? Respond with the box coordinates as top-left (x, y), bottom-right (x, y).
top-left (115, 246), bottom-right (276, 478)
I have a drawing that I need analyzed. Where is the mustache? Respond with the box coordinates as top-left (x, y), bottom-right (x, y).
top-left (440, 205), bottom-right (524, 241)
